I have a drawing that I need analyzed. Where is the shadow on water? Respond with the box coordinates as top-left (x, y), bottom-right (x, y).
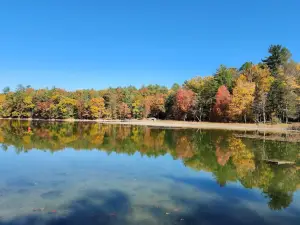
top-left (165, 174), bottom-right (300, 215)
top-left (0, 189), bottom-right (299, 225)
top-left (0, 190), bottom-right (133, 225)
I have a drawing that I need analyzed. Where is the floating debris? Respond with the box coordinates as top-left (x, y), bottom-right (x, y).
top-left (165, 212), bottom-right (170, 215)
top-left (48, 210), bottom-right (57, 214)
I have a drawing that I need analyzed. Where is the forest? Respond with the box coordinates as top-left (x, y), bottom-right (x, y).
top-left (0, 45), bottom-right (299, 123)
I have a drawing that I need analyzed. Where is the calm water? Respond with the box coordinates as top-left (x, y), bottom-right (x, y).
top-left (0, 120), bottom-right (299, 225)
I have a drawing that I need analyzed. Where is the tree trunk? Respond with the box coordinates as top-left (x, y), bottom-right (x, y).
top-left (262, 94), bottom-right (266, 124)
top-left (285, 105), bottom-right (288, 124)
top-left (183, 113), bottom-right (187, 121)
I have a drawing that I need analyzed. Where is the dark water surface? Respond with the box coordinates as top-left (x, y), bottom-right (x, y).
top-left (0, 120), bottom-right (299, 225)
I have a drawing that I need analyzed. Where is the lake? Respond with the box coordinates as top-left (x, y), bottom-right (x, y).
top-left (0, 120), bottom-right (299, 225)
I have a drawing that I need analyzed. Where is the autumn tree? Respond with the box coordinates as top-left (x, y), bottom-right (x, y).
top-left (89, 97), bottom-right (105, 119)
top-left (0, 94), bottom-right (7, 117)
top-left (132, 97), bottom-right (144, 119)
top-left (184, 76), bottom-right (205, 93)
top-left (252, 65), bottom-right (274, 123)
top-left (150, 94), bottom-right (166, 118)
top-left (229, 75), bottom-right (255, 123)
top-left (184, 76), bottom-right (218, 121)
top-left (103, 90), bottom-right (118, 119)
top-left (174, 89), bottom-right (195, 120)
top-left (267, 74), bottom-right (299, 123)
top-left (279, 61), bottom-right (300, 122)
top-left (184, 76), bottom-right (207, 121)
top-left (118, 102), bottom-right (131, 119)
top-left (142, 94), bottom-right (166, 119)
top-left (52, 95), bottom-right (77, 119)
top-left (34, 101), bottom-right (52, 119)
top-left (73, 90), bottom-right (91, 119)
top-left (213, 85), bottom-right (231, 122)
top-left (5, 86), bottom-right (35, 118)
top-left (143, 96), bottom-right (153, 118)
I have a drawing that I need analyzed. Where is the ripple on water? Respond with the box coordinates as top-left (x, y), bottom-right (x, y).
top-left (6, 177), bottom-right (37, 188)
top-left (17, 189), bottom-right (29, 194)
top-left (54, 172), bottom-right (69, 177)
top-left (0, 188), bottom-right (10, 196)
top-left (51, 180), bottom-right (66, 187)
top-left (40, 190), bottom-right (63, 199)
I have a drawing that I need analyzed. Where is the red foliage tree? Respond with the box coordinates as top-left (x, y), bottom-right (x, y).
top-left (175, 89), bottom-right (195, 120)
top-left (213, 85), bottom-right (231, 121)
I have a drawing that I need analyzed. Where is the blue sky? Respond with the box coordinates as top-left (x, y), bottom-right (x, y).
top-left (0, 0), bottom-right (299, 91)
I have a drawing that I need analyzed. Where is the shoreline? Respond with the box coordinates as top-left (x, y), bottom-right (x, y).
top-left (0, 118), bottom-right (296, 133)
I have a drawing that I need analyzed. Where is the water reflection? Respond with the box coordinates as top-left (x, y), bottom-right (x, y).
top-left (0, 120), bottom-right (299, 224)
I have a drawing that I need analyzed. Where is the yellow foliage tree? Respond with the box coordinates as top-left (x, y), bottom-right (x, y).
top-left (89, 97), bottom-right (105, 119)
top-left (229, 75), bottom-right (255, 122)
top-left (252, 65), bottom-right (274, 123)
top-left (183, 76), bottom-right (205, 93)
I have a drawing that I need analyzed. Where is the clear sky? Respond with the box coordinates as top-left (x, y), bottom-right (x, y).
top-left (0, 0), bottom-right (299, 91)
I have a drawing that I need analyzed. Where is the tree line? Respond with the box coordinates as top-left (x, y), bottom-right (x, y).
top-left (1, 45), bottom-right (299, 123)
top-left (0, 120), bottom-right (299, 210)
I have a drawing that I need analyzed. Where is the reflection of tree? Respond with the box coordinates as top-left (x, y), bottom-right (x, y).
top-left (241, 163), bottom-right (274, 190)
top-left (0, 120), bottom-right (299, 210)
top-left (140, 128), bottom-right (166, 155)
top-left (267, 189), bottom-right (293, 210)
top-left (215, 136), bottom-right (232, 166)
top-left (264, 167), bottom-right (299, 211)
top-left (176, 136), bottom-right (195, 159)
top-left (229, 137), bottom-right (255, 178)
top-left (117, 126), bottom-right (131, 141)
